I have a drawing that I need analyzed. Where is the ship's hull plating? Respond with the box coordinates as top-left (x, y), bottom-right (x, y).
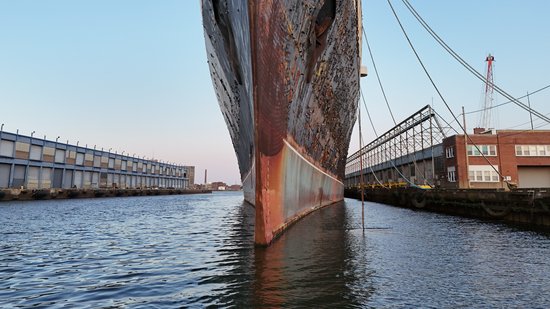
top-left (202, 0), bottom-right (361, 245)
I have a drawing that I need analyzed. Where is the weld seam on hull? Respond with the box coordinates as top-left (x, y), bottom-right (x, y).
top-left (283, 140), bottom-right (344, 186)
top-left (241, 160), bottom-right (254, 187)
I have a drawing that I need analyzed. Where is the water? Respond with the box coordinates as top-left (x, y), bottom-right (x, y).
top-left (1, 191), bottom-right (549, 308)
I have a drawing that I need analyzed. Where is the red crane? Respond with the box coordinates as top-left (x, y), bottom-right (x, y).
top-left (479, 54), bottom-right (495, 129)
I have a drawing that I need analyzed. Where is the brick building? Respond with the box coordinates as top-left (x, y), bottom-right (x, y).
top-left (441, 129), bottom-right (550, 189)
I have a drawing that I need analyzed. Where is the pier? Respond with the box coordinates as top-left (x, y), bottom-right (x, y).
top-left (345, 186), bottom-right (550, 229)
top-left (0, 130), bottom-right (197, 196)
top-left (0, 187), bottom-right (210, 201)
top-left (345, 105), bottom-right (550, 229)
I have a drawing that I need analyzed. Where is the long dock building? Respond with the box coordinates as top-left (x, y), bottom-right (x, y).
top-left (0, 130), bottom-right (192, 190)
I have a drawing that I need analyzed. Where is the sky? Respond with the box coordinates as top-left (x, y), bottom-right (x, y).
top-left (1, 1), bottom-right (549, 185)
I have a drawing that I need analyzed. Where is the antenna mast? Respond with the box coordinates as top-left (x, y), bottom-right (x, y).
top-left (479, 53), bottom-right (495, 129)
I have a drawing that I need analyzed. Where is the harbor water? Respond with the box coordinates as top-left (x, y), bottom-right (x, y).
top-left (1, 191), bottom-right (549, 307)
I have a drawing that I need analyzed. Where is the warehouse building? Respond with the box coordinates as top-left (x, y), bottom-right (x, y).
top-left (441, 129), bottom-right (550, 189)
top-left (347, 129), bottom-right (550, 189)
top-left (345, 105), bottom-right (446, 188)
top-left (0, 130), bottom-right (192, 190)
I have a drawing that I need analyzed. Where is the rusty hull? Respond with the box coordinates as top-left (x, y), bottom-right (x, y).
top-left (203, 0), bottom-right (361, 245)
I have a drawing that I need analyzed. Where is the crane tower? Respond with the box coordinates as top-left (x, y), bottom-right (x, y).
top-left (478, 53), bottom-right (495, 129)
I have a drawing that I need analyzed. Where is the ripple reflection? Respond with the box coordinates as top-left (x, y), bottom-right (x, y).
top-left (1, 192), bottom-right (549, 307)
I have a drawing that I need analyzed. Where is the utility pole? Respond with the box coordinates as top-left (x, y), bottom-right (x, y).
top-left (462, 106), bottom-right (470, 189)
top-left (527, 91), bottom-right (534, 130)
top-left (358, 101), bottom-right (365, 231)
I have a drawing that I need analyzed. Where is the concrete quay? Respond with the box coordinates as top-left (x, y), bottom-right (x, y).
top-left (0, 188), bottom-right (211, 202)
top-left (345, 187), bottom-right (550, 230)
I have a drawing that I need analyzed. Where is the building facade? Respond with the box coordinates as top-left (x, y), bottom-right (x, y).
top-left (345, 105), bottom-right (446, 188)
top-left (0, 130), bottom-right (192, 190)
top-left (441, 129), bottom-right (550, 189)
top-left (185, 166), bottom-right (195, 186)
top-left (345, 146), bottom-right (444, 188)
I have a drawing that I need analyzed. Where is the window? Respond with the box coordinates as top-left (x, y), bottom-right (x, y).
top-left (108, 158), bottom-right (115, 169)
top-left (0, 140), bottom-right (14, 157)
top-left (468, 165), bottom-right (499, 182)
top-left (76, 153), bottom-right (85, 165)
top-left (447, 166), bottom-right (456, 182)
top-left (467, 145), bottom-right (497, 156)
top-left (515, 145), bottom-right (550, 156)
top-left (475, 170), bottom-right (482, 181)
top-left (55, 149), bottom-right (65, 163)
top-left (483, 171), bottom-right (491, 182)
top-left (445, 146), bottom-right (454, 158)
top-left (93, 156), bottom-right (101, 167)
top-left (29, 145), bottom-right (42, 161)
top-left (12, 165), bottom-right (26, 187)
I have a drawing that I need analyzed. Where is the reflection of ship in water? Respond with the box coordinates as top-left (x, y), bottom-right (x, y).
top-left (201, 1), bottom-right (363, 245)
top-left (252, 201), bottom-right (369, 307)
top-left (211, 199), bottom-right (370, 307)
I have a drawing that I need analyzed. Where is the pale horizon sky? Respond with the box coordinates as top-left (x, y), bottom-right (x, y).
top-left (1, 1), bottom-right (549, 184)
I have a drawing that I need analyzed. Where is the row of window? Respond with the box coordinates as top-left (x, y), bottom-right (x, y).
top-left (0, 140), bottom-right (186, 176)
top-left (445, 144), bottom-right (550, 158)
top-left (515, 145), bottom-right (550, 157)
top-left (466, 145), bottom-right (497, 156)
top-left (468, 165), bottom-right (500, 182)
top-left (0, 163), bottom-right (188, 189)
top-left (447, 165), bottom-right (500, 182)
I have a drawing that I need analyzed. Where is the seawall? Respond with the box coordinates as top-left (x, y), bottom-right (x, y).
top-left (345, 187), bottom-right (550, 230)
top-left (0, 188), bottom-right (211, 202)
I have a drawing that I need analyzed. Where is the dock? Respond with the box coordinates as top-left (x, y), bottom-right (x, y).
top-left (0, 130), bottom-right (195, 192)
top-left (0, 187), bottom-right (211, 202)
top-left (345, 187), bottom-right (550, 229)
top-left (344, 105), bottom-right (550, 230)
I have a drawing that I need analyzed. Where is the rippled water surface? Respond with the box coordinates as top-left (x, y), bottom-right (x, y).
top-left (1, 191), bottom-right (550, 307)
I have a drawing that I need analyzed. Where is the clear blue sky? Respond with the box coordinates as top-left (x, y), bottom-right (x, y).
top-left (1, 1), bottom-right (549, 184)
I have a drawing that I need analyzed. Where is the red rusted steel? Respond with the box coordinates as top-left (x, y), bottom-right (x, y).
top-left (202, 0), bottom-right (362, 245)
